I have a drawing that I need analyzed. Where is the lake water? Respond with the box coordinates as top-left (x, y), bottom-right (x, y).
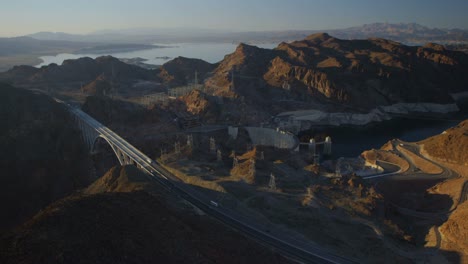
top-left (36, 42), bottom-right (279, 67)
top-left (300, 109), bottom-right (468, 158)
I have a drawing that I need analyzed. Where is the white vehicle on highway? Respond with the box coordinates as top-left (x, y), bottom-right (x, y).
top-left (210, 200), bottom-right (219, 207)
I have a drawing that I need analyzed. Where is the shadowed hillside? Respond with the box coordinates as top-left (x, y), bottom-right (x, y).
top-left (0, 84), bottom-right (93, 230)
top-left (419, 120), bottom-right (468, 165)
top-left (0, 166), bottom-right (291, 264)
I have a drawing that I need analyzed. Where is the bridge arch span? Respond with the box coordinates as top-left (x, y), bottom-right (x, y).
top-left (91, 134), bottom-right (134, 166)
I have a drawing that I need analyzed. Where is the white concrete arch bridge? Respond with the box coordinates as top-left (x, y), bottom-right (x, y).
top-left (51, 98), bottom-right (353, 264)
top-left (67, 104), bottom-right (155, 174)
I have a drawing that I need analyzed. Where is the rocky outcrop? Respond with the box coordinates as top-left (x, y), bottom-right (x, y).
top-left (207, 33), bottom-right (468, 110)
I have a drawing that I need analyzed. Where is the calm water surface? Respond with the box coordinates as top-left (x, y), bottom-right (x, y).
top-left (36, 42), bottom-right (278, 67)
top-left (301, 111), bottom-right (468, 158)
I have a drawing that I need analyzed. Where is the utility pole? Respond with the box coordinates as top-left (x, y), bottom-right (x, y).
top-left (111, 62), bottom-right (115, 99)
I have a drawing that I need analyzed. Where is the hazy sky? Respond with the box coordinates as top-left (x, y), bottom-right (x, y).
top-left (1, 0), bottom-right (467, 37)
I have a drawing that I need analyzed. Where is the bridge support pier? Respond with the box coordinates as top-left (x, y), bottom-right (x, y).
top-left (113, 147), bottom-right (134, 166)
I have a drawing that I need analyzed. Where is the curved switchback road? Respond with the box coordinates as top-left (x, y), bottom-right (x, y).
top-left (362, 139), bottom-right (456, 181)
top-left (390, 140), bottom-right (455, 180)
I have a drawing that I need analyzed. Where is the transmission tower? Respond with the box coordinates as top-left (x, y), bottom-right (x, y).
top-left (309, 138), bottom-right (316, 154)
top-left (282, 81), bottom-right (291, 91)
top-left (313, 154), bottom-right (320, 166)
top-left (230, 70), bottom-right (235, 91)
top-left (335, 157), bottom-right (343, 177)
top-left (209, 137), bottom-right (216, 153)
top-left (249, 159), bottom-right (256, 177)
top-left (324, 136), bottom-right (332, 155)
top-left (187, 134), bottom-right (194, 148)
top-left (174, 142), bottom-right (181, 154)
top-left (160, 148), bottom-right (167, 157)
top-left (269, 173), bottom-right (276, 190)
top-left (110, 62), bottom-right (115, 98)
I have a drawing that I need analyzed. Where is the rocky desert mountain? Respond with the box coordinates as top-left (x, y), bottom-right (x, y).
top-left (0, 56), bottom-right (157, 93)
top-left (0, 55), bottom-right (217, 92)
top-left (2, 33), bottom-right (467, 117)
top-left (207, 33), bottom-right (468, 110)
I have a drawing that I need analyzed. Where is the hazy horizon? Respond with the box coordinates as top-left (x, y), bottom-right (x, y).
top-left (1, 0), bottom-right (467, 37)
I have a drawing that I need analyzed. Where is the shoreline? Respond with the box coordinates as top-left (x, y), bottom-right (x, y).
top-left (277, 102), bottom-right (462, 131)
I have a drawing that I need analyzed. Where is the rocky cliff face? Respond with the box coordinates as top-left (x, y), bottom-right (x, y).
top-left (207, 33), bottom-right (468, 110)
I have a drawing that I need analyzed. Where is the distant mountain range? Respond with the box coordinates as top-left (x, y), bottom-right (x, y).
top-left (1, 22), bottom-right (467, 72)
top-left (3, 33), bottom-right (468, 113)
top-left (26, 23), bottom-right (468, 45)
top-left (0, 36), bottom-right (89, 56)
top-left (329, 23), bottom-right (468, 45)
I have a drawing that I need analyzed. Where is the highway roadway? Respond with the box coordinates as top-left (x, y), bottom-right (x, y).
top-left (63, 103), bottom-right (355, 264)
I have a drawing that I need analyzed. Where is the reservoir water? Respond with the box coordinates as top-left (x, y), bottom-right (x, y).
top-left (300, 107), bottom-right (468, 158)
top-left (36, 42), bottom-right (278, 68)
